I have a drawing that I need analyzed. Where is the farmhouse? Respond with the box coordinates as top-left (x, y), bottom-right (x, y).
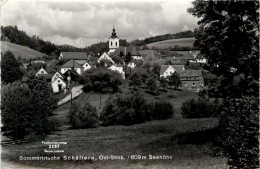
top-left (195, 53), bottom-right (207, 64)
top-left (35, 67), bottom-right (48, 76)
top-left (179, 70), bottom-right (204, 90)
top-left (160, 65), bottom-right (185, 78)
top-left (51, 77), bottom-right (67, 93)
top-left (60, 60), bottom-right (83, 75)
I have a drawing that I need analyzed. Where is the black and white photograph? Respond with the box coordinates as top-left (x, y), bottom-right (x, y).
top-left (0, 0), bottom-right (259, 168)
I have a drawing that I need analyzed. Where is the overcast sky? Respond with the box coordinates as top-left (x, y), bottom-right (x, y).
top-left (1, 0), bottom-right (199, 48)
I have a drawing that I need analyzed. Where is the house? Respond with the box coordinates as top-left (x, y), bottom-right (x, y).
top-left (74, 60), bottom-right (92, 71)
top-left (165, 57), bottom-right (186, 65)
top-left (195, 53), bottom-right (207, 64)
top-left (60, 60), bottom-right (83, 75)
top-left (31, 60), bottom-right (45, 64)
top-left (35, 67), bottom-right (48, 76)
top-left (108, 65), bottom-right (125, 79)
top-left (98, 52), bottom-right (115, 65)
top-left (62, 69), bottom-right (80, 82)
top-left (51, 71), bottom-right (65, 83)
top-left (179, 70), bottom-right (204, 90)
top-left (160, 65), bottom-right (185, 78)
top-left (51, 77), bottom-right (67, 93)
top-left (59, 52), bottom-right (89, 60)
top-left (139, 50), bottom-right (161, 61)
top-left (127, 59), bottom-right (144, 69)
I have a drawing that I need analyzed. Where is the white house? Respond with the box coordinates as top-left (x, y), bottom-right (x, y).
top-left (51, 71), bottom-right (64, 83)
top-left (51, 77), bottom-right (67, 93)
top-left (60, 60), bottom-right (83, 75)
top-left (128, 62), bottom-right (136, 69)
top-left (195, 54), bottom-right (207, 64)
top-left (98, 52), bottom-right (115, 65)
top-left (108, 65), bottom-right (125, 79)
top-left (160, 65), bottom-right (185, 78)
top-left (82, 61), bottom-right (92, 71)
top-left (35, 67), bottom-right (48, 76)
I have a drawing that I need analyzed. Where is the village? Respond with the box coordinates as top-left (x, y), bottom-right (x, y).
top-left (21, 27), bottom-right (207, 95)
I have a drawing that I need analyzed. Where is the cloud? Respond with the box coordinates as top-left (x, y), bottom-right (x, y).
top-left (1, 0), bottom-right (198, 48)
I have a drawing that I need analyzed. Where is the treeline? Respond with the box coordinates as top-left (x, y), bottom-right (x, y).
top-left (1, 26), bottom-right (59, 56)
top-left (131, 30), bottom-right (194, 46)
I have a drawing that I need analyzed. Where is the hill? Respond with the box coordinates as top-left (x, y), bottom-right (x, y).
top-left (1, 41), bottom-right (47, 59)
top-left (146, 37), bottom-right (195, 49)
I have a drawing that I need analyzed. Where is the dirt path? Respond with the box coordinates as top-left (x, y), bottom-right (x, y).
top-left (58, 85), bottom-right (83, 106)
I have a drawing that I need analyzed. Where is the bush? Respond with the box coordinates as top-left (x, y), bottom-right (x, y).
top-left (181, 98), bottom-right (217, 118)
top-left (150, 101), bottom-right (174, 120)
top-left (100, 92), bottom-right (148, 126)
top-left (68, 102), bottom-right (99, 129)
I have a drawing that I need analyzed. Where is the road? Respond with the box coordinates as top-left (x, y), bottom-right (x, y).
top-left (57, 85), bottom-right (83, 106)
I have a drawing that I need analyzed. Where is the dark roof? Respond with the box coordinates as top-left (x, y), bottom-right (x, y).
top-left (88, 56), bottom-right (98, 66)
top-left (61, 52), bottom-right (88, 60)
top-left (109, 46), bottom-right (141, 56)
top-left (37, 74), bottom-right (53, 80)
top-left (165, 57), bottom-right (186, 65)
top-left (138, 50), bottom-right (161, 61)
top-left (132, 68), bottom-right (148, 74)
top-left (196, 53), bottom-right (205, 59)
top-left (63, 69), bottom-right (80, 77)
top-left (179, 70), bottom-right (202, 77)
top-left (110, 27), bottom-right (118, 39)
top-left (46, 60), bottom-right (58, 73)
top-left (60, 60), bottom-right (82, 68)
top-left (149, 59), bottom-right (170, 66)
top-left (180, 52), bottom-right (195, 60)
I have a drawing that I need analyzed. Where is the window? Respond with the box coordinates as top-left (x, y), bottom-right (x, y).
top-left (192, 83), bottom-right (195, 86)
top-left (111, 41), bottom-right (112, 46)
top-left (58, 80), bottom-right (60, 83)
top-left (116, 42), bottom-right (117, 46)
top-left (41, 71), bottom-right (44, 73)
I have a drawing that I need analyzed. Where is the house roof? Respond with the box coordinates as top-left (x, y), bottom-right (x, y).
top-left (149, 59), bottom-right (170, 66)
top-left (179, 70), bottom-right (202, 77)
top-left (52, 76), bottom-right (66, 84)
top-left (63, 69), bottom-right (80, 77)
top-left (196, 53), bottom-right (205, 59)
top-left (180, 52), bottom-right (195, 60)
top-left (75, 60), bottom-right (88, 65)
top-left (52, 71), bottom-right (65, 79)
top-left (138, 50), bottom-right (162, 61)
top-left (60, 60), bottom-right (82, 68)
top-left (109, 46), bottom-right (141, 56)
top-left (61, 52), bottom-right (88, 60)
top-left (160, 65), bottom-right (185, 75)
top-left (165, 57), bottom-right (186, 65)
top-left (37, 74), bottom-right (53, 80)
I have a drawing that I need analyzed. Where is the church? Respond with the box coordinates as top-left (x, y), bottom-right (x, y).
top-left (107, 26), bottom-right (143, 60)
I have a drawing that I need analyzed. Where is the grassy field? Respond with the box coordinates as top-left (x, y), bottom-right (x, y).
top-left (2, 118), bottom-right (227, 169)
top-left (1, 41), bottom-right (47, 59)
top-left (146, 37), bottom-right (195, 49)
top-left (2, 86), bottom-right (227, 168)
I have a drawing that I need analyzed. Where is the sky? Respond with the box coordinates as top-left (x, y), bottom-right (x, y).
top-left (1, 0), bottom-right (199, 48)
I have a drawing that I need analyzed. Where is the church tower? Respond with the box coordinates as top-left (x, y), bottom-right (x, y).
top-left (108, 26), bottom-right (119, 54)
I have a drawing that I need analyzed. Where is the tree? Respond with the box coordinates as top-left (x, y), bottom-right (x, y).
top-left (1, 51), bottom-right (22, 84)
top-left (168, 72), bottom-right (181, 89)
top-left (188, 1), bottom-right (258, 97)
top-left (146, 76), bottom-right (159, 95)
top-left (160, 77), bottom-right (168, 90)
top-left (1, 82), bottom-right (56, 143)
top-left (189, 1), bottom-right (259, 168)
top-left (128, 73), bottom-right (143, 90)
top-left (100, 92), bottom-right (148, 126)
top-left (68, 102), bottom-right (99, 129)
top-left (124, 52), bottom-right (132, 63)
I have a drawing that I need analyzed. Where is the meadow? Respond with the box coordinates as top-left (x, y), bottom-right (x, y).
top-left (146, 37), bottom-right (195, 49)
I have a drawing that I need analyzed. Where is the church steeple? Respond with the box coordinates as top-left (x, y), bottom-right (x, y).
top-left (111, 25), bottom-right (117, 38)
top-left (108, 25), bottom-right (119, 54)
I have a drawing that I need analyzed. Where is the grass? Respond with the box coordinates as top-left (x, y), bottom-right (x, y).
top-left (1, 41), bottom-right (47, 59)
top-left (2, 118), bottom-right (227, 168)
top-left (146, 37), bottom-right (195, 49)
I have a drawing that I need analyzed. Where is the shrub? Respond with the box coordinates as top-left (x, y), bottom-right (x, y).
top-left (68, 102), bottom-right (99, 129)
top-left (181, 98), bottom-right (216, 118)
top-left (100, 92), bottom-right (148, 126)
top-left (151, 101), bottom-right (175, 120)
